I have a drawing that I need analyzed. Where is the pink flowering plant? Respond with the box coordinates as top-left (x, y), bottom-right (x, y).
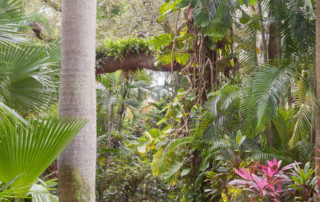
top-left (229, 158), bottom-right (320, 201)
top-left (229, 159), bottom-right (296, 201)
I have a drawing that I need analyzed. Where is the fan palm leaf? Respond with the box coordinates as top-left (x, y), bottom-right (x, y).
top-left (0, 116), bottom-right (87, 195)
top-left (0, 42), bottom-right (60, 114)
top-left (0, 0), bottom-right (27, 44)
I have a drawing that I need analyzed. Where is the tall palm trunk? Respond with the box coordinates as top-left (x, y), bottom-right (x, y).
top-left (58, 0), bottom-right (97, 201)
top-left (316, 0), bottom-right (320, 187)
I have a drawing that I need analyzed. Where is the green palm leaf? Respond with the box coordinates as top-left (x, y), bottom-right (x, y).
top-left (0, 42), bottom-right (60, 114)
top-left (29, 184), bottom-right (58, 202)
top-left (237, 16), bottom-right (259, 74)
top-left (0, 0), bottom-right (28, 44)
top-left (0, 116), bottom-right (87, 195)
top-left (289, 78), bottom-right (318, 147)
top-left (0, 175), bottom-right (25, 200)
top-left (193, 0), bottom-right (234, 36)
top-left (253, 64), bottom-right (295, 127)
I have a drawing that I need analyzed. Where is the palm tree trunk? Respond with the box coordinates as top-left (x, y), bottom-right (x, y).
top-left (58, 0), bottom-right (97, 201)
top-left (315, 1), bottom-right (320, 193)
top-left (267, 1), bottom-right (280, 148)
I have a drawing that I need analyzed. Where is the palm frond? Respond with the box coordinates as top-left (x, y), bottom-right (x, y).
top-left (237, 16), bottom-right (259, 74)
top-left (193, 0), bottom-right (234, 36)
top-left (248, 149), bottom-right (292, 164)
top-left (151, 137), bottom-right (193, 180)
top-left (0, 43), bottom-right (60, 114)
top-left (97, 71), bottom-right (122, 90)
top-left (253, 64), bottom-right (295, 127)
top-left (272, 107), bottom-right (294, 149)
top-left (289, 77), bottom-right (318, 147)
top-left (29, 184), bottom-right (58, 202)
top-left (0, 0), bottom-right (28, 44)
top-left (280, 0), bottom-right (315, 64)
top-left (0, 116), bottom-right (87, 195)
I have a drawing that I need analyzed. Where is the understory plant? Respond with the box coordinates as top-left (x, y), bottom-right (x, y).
top-left (229, 159), bottom-right (320, 201)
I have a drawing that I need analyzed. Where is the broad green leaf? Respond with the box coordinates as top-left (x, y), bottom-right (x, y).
top-left (149, 33), bottom-right (174, 51)
top-left (158, 0), bottom-right (182, 22)
top-left (250, 0), bottom-right (257, 5)
top-left (164, 160), bottom-right (183, 180)
top-left (157, 118), bottom-right (168, 126)
top-left (180, 168), bottom-right (191, 177)
top-left (137, 138), bottom-right (150, 153)
top-left (151, 149), bottom-right (164, 176)
top-left (147, 128), bottom-right (161, 139)
top-left (236, 130), bottom-right (243, 145)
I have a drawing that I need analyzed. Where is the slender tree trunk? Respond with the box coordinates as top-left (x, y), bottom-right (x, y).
top-left (117, 78), bottom-right (129, 132)
top-left (288, 86), bottom-right (292, 107)
top-left (315, 1), bottom-right (320, 193)
top-left (267, 122), bottom-right (274, 148)
top-left (99, 105), bottom-right (114, 201)
top-left (268, 15), bottom-right (280, 63)
top-left (257, 0), bottom-right (267, 64)
top-left (58, 0), bottom-right (97, 201)
top-left (266, 1), bottom-right (280, 148)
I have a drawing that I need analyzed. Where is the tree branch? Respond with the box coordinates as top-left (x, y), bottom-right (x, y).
top-left (96, 54), bottom-right (183, 74)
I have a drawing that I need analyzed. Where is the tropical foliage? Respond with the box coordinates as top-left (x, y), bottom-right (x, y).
top-left (2, 0), bottom-right (320, 201)
top-left (0, 0), bottom-right (86, 200)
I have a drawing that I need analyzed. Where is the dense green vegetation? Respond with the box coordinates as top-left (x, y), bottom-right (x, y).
top-left (1, 0), bottom-right (320, 201)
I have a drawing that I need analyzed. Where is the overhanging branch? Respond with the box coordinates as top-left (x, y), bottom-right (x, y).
top-left (96, 54), bottom-right (183, 74)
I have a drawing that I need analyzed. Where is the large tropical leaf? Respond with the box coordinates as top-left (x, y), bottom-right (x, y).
top-left (0, 116), bottom-right (87, 195)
